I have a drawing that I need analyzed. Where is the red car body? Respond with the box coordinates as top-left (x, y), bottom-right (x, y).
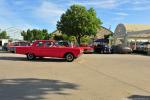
top-left (15, 40), bottom-right (83, 62)
top-left (79, 44), bottom-right (94, 54)
top-left (79, 46), bottom-right (94, 53)
top-left (8, 41), bottom-right (29, 53)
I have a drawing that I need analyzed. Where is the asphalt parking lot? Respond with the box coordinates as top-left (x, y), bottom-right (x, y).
top-left (0, 52), bottom-right (150, 100)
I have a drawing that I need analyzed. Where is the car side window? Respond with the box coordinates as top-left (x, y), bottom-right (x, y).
top-left (36, 42), bottom-right (44, 47)
top-left (45, 42), bottom-right (54, 47)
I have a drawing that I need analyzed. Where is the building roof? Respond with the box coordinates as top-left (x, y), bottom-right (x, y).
top-left (52, 26), bottom-right (113, 39)
top-left (124, 24), bottom-right (150, 32)
top-left (96, 26), bottom-right (113, 38)
top-left (115, 23), bottom-right (150, 38)
top-left (51, 30), bottom-right (61, 36)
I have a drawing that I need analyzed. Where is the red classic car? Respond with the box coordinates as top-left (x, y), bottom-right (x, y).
top-left (14, 40), bottom-right (83, 62)
top-left (79, 44), bottom-right (94, 54)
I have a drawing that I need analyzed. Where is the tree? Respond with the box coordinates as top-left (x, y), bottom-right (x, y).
top-left (27, 29), bottom-right (33, 41)
top-left (21, 29), bottom-right (50, 42)
top-left (57, 5), bottom-right (102, 45)
top-left (21, 30), bottom-right (27, 40)
top-left (42, 29), bottom-right (50, 40)
top-left (81, 35), bottom-right (92, 44)
top-left (0, 31), bottom-right (9, 39)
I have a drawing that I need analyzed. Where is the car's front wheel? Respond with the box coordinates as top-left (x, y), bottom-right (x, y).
top-left (65, 53), bottom-right (74, 62)
top-left (27, 53), bottom-right (35, 60)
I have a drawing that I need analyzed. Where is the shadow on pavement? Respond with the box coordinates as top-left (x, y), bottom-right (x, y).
top-left (0, 78), bottom-right (79, 100)
top-left (0, 56), bottom-right (66, 62)
top-left (128, 95), bottom-right (150, 100)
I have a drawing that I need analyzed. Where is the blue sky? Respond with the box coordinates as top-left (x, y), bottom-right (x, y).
top-left (0, 0), bottom-right (150, 33)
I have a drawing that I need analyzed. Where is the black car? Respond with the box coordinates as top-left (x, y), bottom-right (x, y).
top-left (111, 45), bottom-right (132, 54)
top-left (94, 44), bottom-right (111, 54)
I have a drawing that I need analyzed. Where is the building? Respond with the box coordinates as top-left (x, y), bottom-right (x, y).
top-left (4, 27), bottom-right (23, 41)
top-left (0, 39), bottom-right (9, 47)
top-left (96, 26), bottom-right (113, 39)
top-left (52, 26), bottom-right (113, 39)
top-left (114, 24), bottom-right (150, 47)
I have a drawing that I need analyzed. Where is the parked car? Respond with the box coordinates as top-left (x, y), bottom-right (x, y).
top-left (93, 38), bottom-right (111, 54)
top-left (136, 42), bottom-right (150, 54)
top-left (136, 43), bottom-right (144, 52)
top-left (57, 41), bottom-right (94, 54)
top-left (94, 44), bottom-right (111, 54)
top-left (79, 44), bottom-right (94, 54)
top-left (14, 40), bottom-right (83, 62)
top-left (80, 46), bottom-right (94, 54)
top-left (111, 45), bottom-right (132, 54)
top-left (8, 41), bottom-right (30, 53)
top-left (2, 43), bottom-right (8, 51)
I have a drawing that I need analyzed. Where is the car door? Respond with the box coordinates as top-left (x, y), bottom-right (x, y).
top-left (44, 41), bottom-right (60, 57)
top-left (33, 41), bottom-right (45, 57)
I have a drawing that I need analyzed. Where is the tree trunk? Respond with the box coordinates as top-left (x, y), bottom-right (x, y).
top-left (76, 36), bottom-right (81, 46)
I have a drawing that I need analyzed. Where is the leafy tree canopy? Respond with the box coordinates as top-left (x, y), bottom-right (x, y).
top-left (0, 30), bottom-right (9, 39)
top-left (57, 4), bottom-right (102, 45)
top-left (21, 29), bottom-right (51, 42)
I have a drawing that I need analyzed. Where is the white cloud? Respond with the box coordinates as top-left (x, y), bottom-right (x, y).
top-left (0, 17), bottom-right (38, 31)
top-left (0, 0), bottom-right (37, 31)
top-left (128, 5), bottom-right (150, 11)
top-left (112, 17), bottom-right (125, 21)
top-left (130, 6), bottom-right (150, 11)
top-left (69, 0), bottom-right (150, 11)
top-left (0, 0), bottom-right (13, 17)
top-left (36, 1), bottom-right (64, 17)
top-left (115, 12), bottom-right (128, 16)
top-left (34, 1), bottom-right (65, 24)
top-left (12, 0), bottom-right (25, 5)
top-left (129, 0), bottom-right (150, 11)
top-left (132, 0), bottom-right (150, 5)
top-left (0, 0), bottom-right (64, 32)
top-left (69, 0), bottom-right (129, 9)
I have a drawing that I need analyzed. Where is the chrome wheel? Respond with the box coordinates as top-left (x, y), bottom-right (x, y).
top-left (65, 53), bottom-right (74, 62)
top-left (27, 53), bottom-right (35, 60)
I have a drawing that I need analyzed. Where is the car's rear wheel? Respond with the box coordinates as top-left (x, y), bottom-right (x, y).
top-left (65, 53), bottom-right (74, 62)
top-left (27, 53), bottom-right (35, 60)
